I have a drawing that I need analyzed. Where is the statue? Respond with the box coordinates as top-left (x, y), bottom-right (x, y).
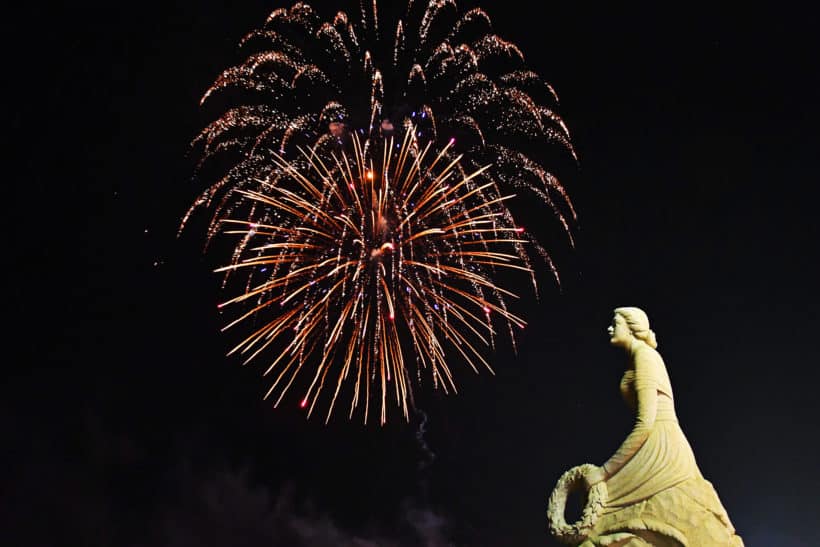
top-left (547, 307), bottom-right (744, 546)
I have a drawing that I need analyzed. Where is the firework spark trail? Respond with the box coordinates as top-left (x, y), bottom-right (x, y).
top-left (414, 409), bottom-right (435, 500)
top-left (415, 409), bottom-right (435, 473)
top-left (212, 131), bottom-right (532, 423)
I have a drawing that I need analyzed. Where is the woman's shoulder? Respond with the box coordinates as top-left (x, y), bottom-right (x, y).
top-left (632, 342), bottom-right (660, 358)
top-left (632, 344), bottom-right (665, 372)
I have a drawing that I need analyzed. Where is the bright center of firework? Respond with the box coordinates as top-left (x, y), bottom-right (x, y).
top-left (367, 211), bottom-right (397, 260)
top-left (370, 242), bottom-right (394, 259)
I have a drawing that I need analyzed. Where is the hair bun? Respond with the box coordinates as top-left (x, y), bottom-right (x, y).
top-left (644, 329), bottom-right (658, 349)
top-left (633, 328), bottom-right (658, 349)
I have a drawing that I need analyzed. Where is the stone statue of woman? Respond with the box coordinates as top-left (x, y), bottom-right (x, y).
top-left (547, 307), bottom-right (744, 546)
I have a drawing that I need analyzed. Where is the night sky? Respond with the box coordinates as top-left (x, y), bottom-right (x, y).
top-left (6, 2), bottom-right (820, 546)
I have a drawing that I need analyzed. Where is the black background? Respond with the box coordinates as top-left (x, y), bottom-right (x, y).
top-left (5, 2), bottom-right (819, 545)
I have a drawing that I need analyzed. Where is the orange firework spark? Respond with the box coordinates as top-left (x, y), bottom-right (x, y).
top-left (214, 130), bottom-right (531, 424)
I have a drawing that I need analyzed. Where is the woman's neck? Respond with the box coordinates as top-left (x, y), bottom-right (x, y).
top-left (625, 338), bottom-right (643, 365)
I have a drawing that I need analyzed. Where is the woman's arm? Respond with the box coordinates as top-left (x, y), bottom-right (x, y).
top-left (600, 349), bottom-right (659, 479)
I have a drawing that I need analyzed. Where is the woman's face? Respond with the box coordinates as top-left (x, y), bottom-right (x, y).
top-left (608, 314), bottom-right (632, 348)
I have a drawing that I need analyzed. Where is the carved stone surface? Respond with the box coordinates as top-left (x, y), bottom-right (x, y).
top-left (547, 307), bottom-right (744, 546)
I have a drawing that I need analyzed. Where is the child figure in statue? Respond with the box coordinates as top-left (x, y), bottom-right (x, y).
top-left (548, 307), bottom-right (744, 547)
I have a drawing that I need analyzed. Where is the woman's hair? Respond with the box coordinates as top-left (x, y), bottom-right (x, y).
top-left (614, 307), bottom-right (658, 349)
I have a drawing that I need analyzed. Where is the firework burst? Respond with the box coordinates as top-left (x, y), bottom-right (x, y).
top-left (216, 131), bottom-right (532, 424)
top-left (183, 1), bottom-right (579, 422)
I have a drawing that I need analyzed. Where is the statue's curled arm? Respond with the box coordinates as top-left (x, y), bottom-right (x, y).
top-left (601, 349), bottom-right (658, 479)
